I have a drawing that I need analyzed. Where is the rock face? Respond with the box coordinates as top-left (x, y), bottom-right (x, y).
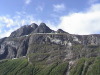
top-left (10, 23), bottom-right (38, 37)
top-left (0, 23), bottom-right (100, 75)
top-left (0, 23), bottom-right (100, 62)
top-left (56, 29), bottom-right (67, 33)
top-left (34, 23), bottom-right (53, 33)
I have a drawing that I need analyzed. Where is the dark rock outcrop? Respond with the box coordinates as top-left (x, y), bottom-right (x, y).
top-left (0, 23), bottom-right (100, 62)
top-left (33, 23), bottom-right (53, 33)
top-left (30, 23), bottom-right (38, 29)
top-left (56, 29), bottom-right (66, 33)
top-left (10, 23), bottom-right (38, 37)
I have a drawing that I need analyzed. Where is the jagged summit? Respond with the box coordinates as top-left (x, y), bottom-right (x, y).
top-left (33, 23), bottom-right (53, 33)
top-left (39, 23), bottom-right (47, 26)
top-left (10, 25), bottom-right (36, 37)
top-left (10, 23), bottom-right (68, 37)
top-left (0, 23), bottom-right (100, 75)
top-left (30, 23), bottom-right (38, 29)
top-left (56, 29), bottom-right (67, 33)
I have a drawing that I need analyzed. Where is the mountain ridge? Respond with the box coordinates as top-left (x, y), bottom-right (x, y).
top-left (0, 23), bottom-right (100, 75)
top-left (9, 23), bottom-right (68, 38)
top-left (0, 23), bottom-right (100, 60)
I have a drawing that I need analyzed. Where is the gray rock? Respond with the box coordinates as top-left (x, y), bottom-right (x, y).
top-left (56, 29), bottom-right (67, 33)
top-left (0, 23), bottom-right (100, 62)
top-left (33, 23), bottom-right (53, 33)
top-left (10, 23), bottom-right (38, 37)
top-left (17, 37), bottom-right (29, 57)
top-left (30, 23), bottom-right (38, 30)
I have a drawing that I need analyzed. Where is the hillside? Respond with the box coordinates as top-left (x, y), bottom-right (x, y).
top-left (0, 57), bottom-right (99, 75)
top-left (0, 23), bottom-right (100, 75)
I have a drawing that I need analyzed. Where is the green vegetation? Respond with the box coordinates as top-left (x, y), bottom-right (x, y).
top-left (86, 57), bottom-right (100, 75)
top-left (70, 58), bottom-right (85, 75)
top-left (49, 62), bottom-right (68, 75)
top-left (69, 57), bottom-right (100, 75)
top-left (0, 58), bottom-right (68, 75)
top-left (0, 57), bottom-right (99, 75)
top-left (36, 62), bottom-right (68, 75)
top-left (36, 62), bottom-right (58, 75)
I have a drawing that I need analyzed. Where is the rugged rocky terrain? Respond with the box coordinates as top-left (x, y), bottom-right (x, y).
top-left (0, 23), bottom-right (100, 75)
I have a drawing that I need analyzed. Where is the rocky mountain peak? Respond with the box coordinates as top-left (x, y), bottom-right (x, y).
top-left (39, 22), bottom-right (47, 26)
top-left (0, 23), bottom-right (100, 75)
top-left (10, 23), bottom-right (38, 37)
top-left (30, 23), bottom-right (38, 29)
top-left (33, 23), bottom-right (53, 33)
top-left (56, 29), bottom-right (66, 33)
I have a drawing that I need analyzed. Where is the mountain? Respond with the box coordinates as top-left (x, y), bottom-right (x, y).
top-left (10, 23), bottom-right (38, 37)
top-left (33, 23), bottom-right (53, 33)
top-left (0, 23), bottom-right (100, 75)
top-left (56, 29), bottom-right (67, 33)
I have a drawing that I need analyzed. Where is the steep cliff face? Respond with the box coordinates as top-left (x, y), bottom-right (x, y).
top-left (0, 23), bottom-right (100, 60)
top-left (0, 23), bottom-right (100, 75)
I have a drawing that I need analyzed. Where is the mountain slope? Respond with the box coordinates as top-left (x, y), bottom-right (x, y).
top-left (0, 57), bottom-right (99, 75)
top-left (0, 23), bottom-right (100, 75)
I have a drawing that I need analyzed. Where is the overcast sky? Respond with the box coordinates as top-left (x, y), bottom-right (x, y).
top-left (0, 0), bottom-right (100, 38)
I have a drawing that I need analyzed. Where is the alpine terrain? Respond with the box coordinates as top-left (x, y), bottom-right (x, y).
top-left (0, 23), bottom-right (100, 75)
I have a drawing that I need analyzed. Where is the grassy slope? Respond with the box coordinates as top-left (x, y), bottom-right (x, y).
top-left (70, 57), bottom-right (100, 75)
top-left (0, 57), bottom-right (99, 75)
